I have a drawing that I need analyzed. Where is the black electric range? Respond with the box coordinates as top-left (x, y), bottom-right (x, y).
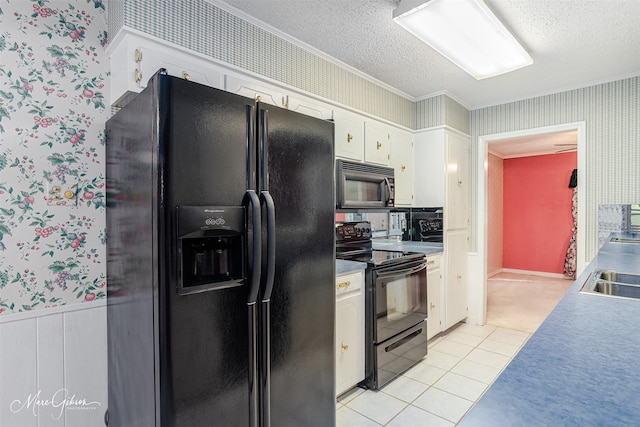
top-left (335, 221), bottom-right (428, 390)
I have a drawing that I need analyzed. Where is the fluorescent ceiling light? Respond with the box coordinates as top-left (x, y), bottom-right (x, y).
top-left (393, 0), bottom-right (533, 79)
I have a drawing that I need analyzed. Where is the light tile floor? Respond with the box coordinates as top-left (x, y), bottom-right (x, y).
top-left (336, 323), bottom-right (530, 426)
top-left (337, 272), bottom-right (572, 426)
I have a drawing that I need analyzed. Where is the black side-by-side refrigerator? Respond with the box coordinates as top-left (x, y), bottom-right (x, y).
top-left (106, 71), bottom-right (336, 427)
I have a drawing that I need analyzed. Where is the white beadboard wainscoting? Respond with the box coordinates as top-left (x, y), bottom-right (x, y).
top-left (0, 302), bottom-right (107, 427)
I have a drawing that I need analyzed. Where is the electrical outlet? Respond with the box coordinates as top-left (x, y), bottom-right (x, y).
top-left (46, 179), bottom-right (78, 206)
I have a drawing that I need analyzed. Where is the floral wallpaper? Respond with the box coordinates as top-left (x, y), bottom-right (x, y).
top-left (0, 0), bottom-right (108, 315)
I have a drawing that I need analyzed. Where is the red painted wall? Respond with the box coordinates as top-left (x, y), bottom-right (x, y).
top-left (503, 152), bottom-right (577, 274)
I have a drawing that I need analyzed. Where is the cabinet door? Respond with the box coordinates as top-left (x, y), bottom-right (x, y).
top-left (413, 129), bottom-right (445, 207)
top-left (109, 33), bottom-right (224, 107)
top-left (336, 294), bottom-right (364, 396)
top-left (364, 120), bottom-right (390, 166)
top-left (287, 95), bottom-right (333, 121)
top-left (389, 129), bottom-right (414, 206)
top-left (334, 110), bottom-right (365, 161)
top-left (445, 131), bottom-right (470, 230)
top-left (426, 255), bottom-right (443, 340)
top-left (224, 74), bottom-right (287, 107)
top-left (445, 230), bottom-right (468, 328)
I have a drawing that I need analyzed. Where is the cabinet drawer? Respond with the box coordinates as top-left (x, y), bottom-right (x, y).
top-left (336, 271), bottom-right (364, 298)
top-left (426, 254), bottom-right (441, 270)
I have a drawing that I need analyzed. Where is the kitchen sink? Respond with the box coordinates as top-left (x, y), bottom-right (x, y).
top-left (595, 270), bottom-right (640, 285)
top-left (610, 235), bottom-right (640, 244)
top-left (581, 269), bottom-right (640, 299)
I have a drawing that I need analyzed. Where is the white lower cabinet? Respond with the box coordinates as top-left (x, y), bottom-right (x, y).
top-left (335, 270), bottom-right (365, 396)
top-left (426, 254), bottom-right (443, 340)
top-left (444, 230), bottom-right (469, 328)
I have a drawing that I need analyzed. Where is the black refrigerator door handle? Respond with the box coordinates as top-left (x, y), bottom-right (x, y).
top-left (258, 107), bottom-right (269, 192)
top-left (244, 190), bottom-right (262, 427)
top-left (246, 104), bottom-right (256, 191)
top-left (260, 191), bottom-right (276, 302)
top-left (244, 190), bottom-right (262, 305)
top-left (258, 190), bottom-right (275, 427)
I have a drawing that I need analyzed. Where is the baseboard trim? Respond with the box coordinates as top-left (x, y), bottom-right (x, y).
top-left (488, 268), bottom-right (503, 278)
top-left (499, 268), bottom-right (569, 280)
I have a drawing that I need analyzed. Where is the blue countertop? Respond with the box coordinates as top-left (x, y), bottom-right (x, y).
top-left (459, 232), bottom-right (640, 426)
top-left (336, 259), bottom-right (367, 275)
top-left (371, 240), bottom-right (443, 256)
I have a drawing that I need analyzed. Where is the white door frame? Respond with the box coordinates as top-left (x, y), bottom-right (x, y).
top-left (473, 121), bottom-right (587, 325)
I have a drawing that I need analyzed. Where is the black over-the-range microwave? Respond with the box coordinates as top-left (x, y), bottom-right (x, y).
top-left (336, 159), bottom-right (395, 209)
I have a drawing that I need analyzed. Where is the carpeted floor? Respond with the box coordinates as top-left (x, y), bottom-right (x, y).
top-left (486, 272), bottom-right (574, 334)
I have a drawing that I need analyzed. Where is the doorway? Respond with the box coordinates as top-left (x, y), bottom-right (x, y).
top-left (474, 122), bottom-right (586, 325)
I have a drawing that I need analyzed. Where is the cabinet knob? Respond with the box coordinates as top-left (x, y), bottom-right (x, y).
top-left (341, 342), bottom-right (349, 352)
top-left (337, 281), bottom-right (351, 289)
top-left (427, 260), bottom-right (435, 266)
top-left (457, 274), bottom-right (462, 280)
top-left (135, 69), bottom-right (142, 83)
top-left (457, 179), bottom-right (463, 186)
top-left (182, 71), bottom-right (191, 81)
top-left (376, 141), bottom-right (382, 149)
top-left (401, 165), bottom-right (406, 172)
top-left (430, 302), bottom-right (436, 310)
top-left (347, 133), bottom-right (353, 143)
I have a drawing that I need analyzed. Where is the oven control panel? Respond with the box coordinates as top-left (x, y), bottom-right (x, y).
top-left (336, 221), bottom-right (371, 241)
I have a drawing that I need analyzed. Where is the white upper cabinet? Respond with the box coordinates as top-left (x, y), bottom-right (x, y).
top-left (389, 128), bottom-right (414, 206)
top-left (413, 129), bottom-right (445, 207)
top-left (224, 74), bottom-right (287, 107)
top-left (445, 131), bottom-right (470, 230)
top-left (287, 94), bottom-right (333, 121)
top-left (334, 109), bottom-right (365, 162)
top-left (225, 75), bottom-right (334, 120)
top-left (413, 128), bottom-right (469, 223)
top-left (109, 32), bottom-right (224, 107)
top-left (364, 120), bottom-right (390, 166)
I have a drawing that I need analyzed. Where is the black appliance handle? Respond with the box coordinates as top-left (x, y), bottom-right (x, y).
top-left (258, 191), bottom-right (275, 427)
top-left (258, 106), bottom-right (269, 192)
top-left (260, 191), bottom-right (276, 302)
top-left (385, 328), bottom-right (423, 353)
top-left (383, 177), bottom-right (392, 205)
top-left (246, 104), bottom-right (256, 190)
top-left (375, 260), bottom-right (427, 279)
top-left (244, 190), bottom-right (262, 304)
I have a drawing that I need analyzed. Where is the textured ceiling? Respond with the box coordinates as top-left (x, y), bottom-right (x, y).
top-left (490, 130), bottom-right (577, 159)
top-left (217, 0), bottom-right (640, 109)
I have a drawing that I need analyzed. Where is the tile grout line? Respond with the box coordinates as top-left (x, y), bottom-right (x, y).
top-left (337, 324), bottom-right (532, 426)
top-left (343, 325), bottom-right (531, 426)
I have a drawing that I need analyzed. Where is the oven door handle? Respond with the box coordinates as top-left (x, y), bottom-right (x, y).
top-left (375, 260), bottom-right (427, 279)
